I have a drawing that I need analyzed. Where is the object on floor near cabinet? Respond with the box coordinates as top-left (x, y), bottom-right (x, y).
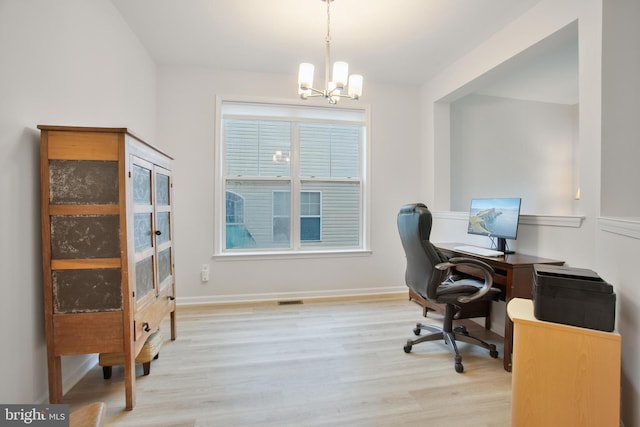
top-left (39, 125), bottom-right (177, 410)
top-left (99, 329), bottom-right (163, 379)
top-left (508, 298), bottom-right (620, 427)
top-left (69, 402), bottom-right (106, 427)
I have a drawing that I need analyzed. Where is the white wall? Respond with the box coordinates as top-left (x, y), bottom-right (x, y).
top-left (449, 94), bottom-right (578, 214)
top-left (155, 66), bottom-right (422, 304)
top-left (601, 0), bottom-right (640, 218)
top-left (598, 1), bottom-right (640, 426)
top-left (422, 1), bottom-right (639, 425)
top-left (0, 0), bottom-right (157, 404)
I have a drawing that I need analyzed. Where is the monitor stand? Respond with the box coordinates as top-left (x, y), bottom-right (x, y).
top-left (496, 238), bottom-right (515, 254)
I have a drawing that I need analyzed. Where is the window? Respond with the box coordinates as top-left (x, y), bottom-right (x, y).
top-left (300, 191), bottom-right (321, 241)
top-left (216, 98), bottom-right (369, 254)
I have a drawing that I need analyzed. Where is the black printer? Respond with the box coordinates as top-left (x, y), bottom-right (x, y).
top-left (532, 264), bottom-right (616, 332)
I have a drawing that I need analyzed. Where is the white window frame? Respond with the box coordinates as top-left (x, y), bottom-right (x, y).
top-left (214, 95), bottom-right (371, 258)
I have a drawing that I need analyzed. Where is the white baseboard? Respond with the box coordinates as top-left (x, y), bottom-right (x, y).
top-left (177, 286), bottom-right (407, 306)
top-left (38, 354), bottom-right (98, 404)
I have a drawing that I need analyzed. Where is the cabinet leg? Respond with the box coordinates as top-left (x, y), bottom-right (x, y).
top-left (102, 366), bottom-right (112, 380)
top-left (170, 310), bottom-right (177, 341)
top-left (124, 355), bottom-right (136, 410)
top-left (47, 355), bottom-right (63, 403)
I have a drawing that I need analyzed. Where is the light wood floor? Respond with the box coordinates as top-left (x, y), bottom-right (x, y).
top-left (64, 295), bottom-right (512, 426)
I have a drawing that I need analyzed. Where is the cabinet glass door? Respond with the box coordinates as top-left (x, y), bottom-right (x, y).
top-left (154, 167), bottom-right (174, 295)
top-left (132, 157), bottom-right (156, 307)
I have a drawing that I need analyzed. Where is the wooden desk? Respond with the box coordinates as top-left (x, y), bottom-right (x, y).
top-left (508, 298), bottom-right (621, 426)
top-left (435, 243), bottom-right (563, 371)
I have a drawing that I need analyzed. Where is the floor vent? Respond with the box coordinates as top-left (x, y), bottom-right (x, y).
top-left (278, 300), bottom-right (303, 305)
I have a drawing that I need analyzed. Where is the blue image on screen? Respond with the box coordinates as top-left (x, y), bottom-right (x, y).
top-left (467, 198), bottom-right (521, 240)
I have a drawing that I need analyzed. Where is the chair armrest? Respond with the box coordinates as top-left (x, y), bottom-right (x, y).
top-left (435, 257), bottom-right (495, 303)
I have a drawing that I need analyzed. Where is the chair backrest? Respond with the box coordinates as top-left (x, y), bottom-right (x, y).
top-left (397, 203), bottom-right (449, 301)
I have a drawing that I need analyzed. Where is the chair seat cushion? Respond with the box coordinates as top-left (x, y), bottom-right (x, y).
top-left (437, 278), bottom-right (481, 295)
top-left (435, 278), bottom-right (499, 304)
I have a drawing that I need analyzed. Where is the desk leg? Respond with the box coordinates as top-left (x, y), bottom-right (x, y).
top-left (408, 289), bottom-right (443, 318)
top-left (504, 317), bottom-right (513, 372)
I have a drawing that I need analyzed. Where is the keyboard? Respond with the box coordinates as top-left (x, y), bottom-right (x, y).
top-left (453, 245), bottom-right (504, 257)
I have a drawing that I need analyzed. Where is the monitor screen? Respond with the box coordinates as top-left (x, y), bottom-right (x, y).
top-left (467, 198), bottom-right (522, 240)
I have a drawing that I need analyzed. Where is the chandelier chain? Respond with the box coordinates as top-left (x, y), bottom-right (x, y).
top-left (326, 0), bottom-right (331, 44)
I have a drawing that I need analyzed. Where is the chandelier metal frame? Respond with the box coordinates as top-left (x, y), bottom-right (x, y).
top-left (297, 0), bottom-right (363, 104)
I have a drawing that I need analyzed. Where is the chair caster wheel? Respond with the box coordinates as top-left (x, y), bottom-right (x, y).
top-left (413, 327), bottom-right (421, 336)
top-left (490, 347), bottom-right (499, 358)
top-left (404, 342), bottom-right (413, 353)
top-left (455, 363), bottom-right (464, 373)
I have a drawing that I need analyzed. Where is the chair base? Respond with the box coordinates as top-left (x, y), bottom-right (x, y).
top-left (403, 322), bottom-right (499, 373)
top-left (408, 289), bottom-right (492, 330)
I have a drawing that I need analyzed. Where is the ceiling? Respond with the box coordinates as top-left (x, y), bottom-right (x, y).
top-left (111, 0), bottom-right (577, 103)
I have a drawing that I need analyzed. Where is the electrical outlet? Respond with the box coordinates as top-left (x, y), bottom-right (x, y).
top-left (201, 264), bottom-right (210, 282)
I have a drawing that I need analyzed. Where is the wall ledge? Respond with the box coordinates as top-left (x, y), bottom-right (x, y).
top-left (433, 211), bottom-right (585, 228)
top-left (598, 216), bottom-right (640, 240)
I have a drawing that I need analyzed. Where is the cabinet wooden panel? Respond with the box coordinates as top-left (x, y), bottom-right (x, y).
top-left (508, 298), bottom-right (620, 427)
top-left (39, 125), bottom-right (177, 410)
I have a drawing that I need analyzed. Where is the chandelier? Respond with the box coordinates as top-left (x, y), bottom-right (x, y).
top-left (297, 0), bottom-right (363, 104)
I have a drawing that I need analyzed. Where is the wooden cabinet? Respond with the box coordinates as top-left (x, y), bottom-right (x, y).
top-left (507, 298), bottom-right (620, 427)
top-left (39, 125), bottom-right (177, 410)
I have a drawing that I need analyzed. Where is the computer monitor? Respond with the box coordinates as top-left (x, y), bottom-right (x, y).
top-left (467, 198), bottom-right (521, 254)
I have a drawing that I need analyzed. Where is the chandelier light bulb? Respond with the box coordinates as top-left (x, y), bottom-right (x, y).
top-left (332, 61), bottom-right (349, 88)
top-left (298, 63), bottom-right (315, 90)
top-left (347, 74), bottom-right (363, 99)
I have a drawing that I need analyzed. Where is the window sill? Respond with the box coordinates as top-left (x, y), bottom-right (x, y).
top-left (213, 248), bottom-right (373, 261)
top-left (599, 217), bottom-right (640, 239)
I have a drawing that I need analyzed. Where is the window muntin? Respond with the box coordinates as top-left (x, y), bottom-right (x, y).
top-left (218, 99), bottom-right (367, 254)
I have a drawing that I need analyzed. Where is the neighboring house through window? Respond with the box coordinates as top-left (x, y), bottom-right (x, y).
top-left (300, 191), bottom-right (321, 241)
top-left (273, 190), bottom-right (321, 242)
top-left (225, 191), bottom-right (255, 249)
top-left (215, 98), bottom-right (369, 255)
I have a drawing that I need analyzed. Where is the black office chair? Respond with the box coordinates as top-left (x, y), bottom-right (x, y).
top-left (397, 203), bottom-right (500, 373)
